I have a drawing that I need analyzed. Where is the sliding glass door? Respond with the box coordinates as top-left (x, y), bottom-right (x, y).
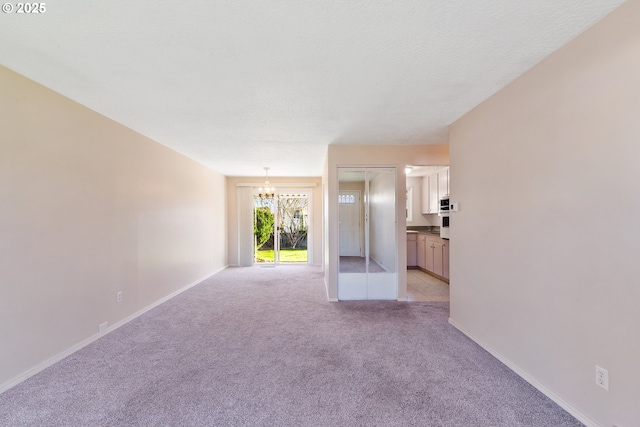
top-left (338, 167), bottom-right (397, 299)
top-left (254, 193), bottom-right (309, 264)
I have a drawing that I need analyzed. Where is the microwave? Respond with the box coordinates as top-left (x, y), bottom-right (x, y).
top-left (439, 196), bottom-right (450, 215)
top-left (440, 197), bottom-right (450, 239)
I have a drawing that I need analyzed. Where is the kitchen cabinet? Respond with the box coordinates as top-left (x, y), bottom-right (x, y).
top-left (420, 173), bottom-right (441, 214)
top-left (420, 176), bottom-right (432, 214)
top-left (420, 176), bottom-right (428, 213)
top-left (438, 167), bottom-right (449, 198)
top-left (442, 240), bottom-right (449, 280)
top-left (429, 173), bottom-right (439, 213)
top-left (432, 240), bottom-right (443, 277)
top-left (425, 239), bottom-right (435, 272)
top-left (407, 232), bottom-right (417, 267)
top-left (417, 233), bottom-right (449, 282)
top-left (417, 234), bottom-right (427, 270)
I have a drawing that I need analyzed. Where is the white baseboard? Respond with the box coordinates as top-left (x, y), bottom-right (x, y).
top-left (0, 266), bottom-right (227, 395)
top-left (448, 318), bottom-right (600, 427)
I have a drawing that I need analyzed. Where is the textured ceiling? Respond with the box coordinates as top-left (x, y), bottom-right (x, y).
top-left (0, 1), bottom-right (625, 176)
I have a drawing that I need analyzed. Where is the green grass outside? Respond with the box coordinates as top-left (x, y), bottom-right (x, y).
top-left (256, 248), bottom-right (308, 263)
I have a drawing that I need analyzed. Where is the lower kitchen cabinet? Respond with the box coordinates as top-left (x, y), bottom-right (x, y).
top-left (407, 232), bottom-right (418, 267)
top-left (416, 233), bottom-right (449, 282)
top-left (432, 240), bottom-right (443, 277)
top-left (417, 234), bottom-right (427, 270)
top-left (426, 239), bottom-right (435, 272)
top-left (442, 240), bottom-right (449, 280)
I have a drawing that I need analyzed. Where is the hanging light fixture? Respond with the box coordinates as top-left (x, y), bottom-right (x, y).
top-left (258, 167), bottom-right (275, 198)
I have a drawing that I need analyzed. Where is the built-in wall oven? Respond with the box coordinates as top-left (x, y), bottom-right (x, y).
top-left (439, 196), bottom-right (450, 239)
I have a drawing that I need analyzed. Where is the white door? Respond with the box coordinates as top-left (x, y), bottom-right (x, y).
top-left (339, 191), bottom-right (361, 256)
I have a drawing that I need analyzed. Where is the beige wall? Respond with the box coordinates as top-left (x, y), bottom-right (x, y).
top-left (325, 145), bottom-right (449, 300)
top-left (226, 176), bottom-right (323, 266)
top-left (0, 66), bottom-right (227, 391)
top-left (448, 3), bottom-right (639, 426)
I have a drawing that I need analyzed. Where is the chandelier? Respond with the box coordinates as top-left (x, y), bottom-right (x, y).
top-left (258, 167), bottom-right (275, 198)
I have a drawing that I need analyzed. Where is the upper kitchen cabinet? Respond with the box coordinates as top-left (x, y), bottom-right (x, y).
top-left (413, 166), bottom-right (448, 214)
top-left (421, 175), bottom-right (437, 214)
top-left (429, 173), bottom-right (439, 212)
top-left (438, 167), bottom-right (449, 198)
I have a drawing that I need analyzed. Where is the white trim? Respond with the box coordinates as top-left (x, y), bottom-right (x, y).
top-left (448, 318), bottom-right (599, 427)
top-left (0, 266), bottom-right (227, 395)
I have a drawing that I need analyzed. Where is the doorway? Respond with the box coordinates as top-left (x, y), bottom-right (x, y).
top-left (254, 193), bottom-right (309, 264)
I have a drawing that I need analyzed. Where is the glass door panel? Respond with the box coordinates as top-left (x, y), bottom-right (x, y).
top-left (254, 193), bottom-right (309, 264)
top-left (276, 194), bottom-right (308, 263)
top-left (254, 195), bottom-right (276, 263)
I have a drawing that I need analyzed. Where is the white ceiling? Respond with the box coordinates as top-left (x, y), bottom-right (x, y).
top-left (0, 1), bottom-right (625, 177)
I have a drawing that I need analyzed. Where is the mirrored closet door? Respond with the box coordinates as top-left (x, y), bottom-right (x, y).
top-left (338, 167), bottom-right (397, 300)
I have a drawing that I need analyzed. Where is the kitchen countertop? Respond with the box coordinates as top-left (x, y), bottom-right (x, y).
top-left (407, 227), bottom-right (444, 238)
top-left (407, 229), bottom-right (440, 236)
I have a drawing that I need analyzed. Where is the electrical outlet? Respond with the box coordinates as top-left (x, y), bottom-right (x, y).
top-left (99, 321), bottom-right (109, 333)
top-left (116, 291), bottom-right (122, 303)
top-left (596, 365), bottom-right (609, 391)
